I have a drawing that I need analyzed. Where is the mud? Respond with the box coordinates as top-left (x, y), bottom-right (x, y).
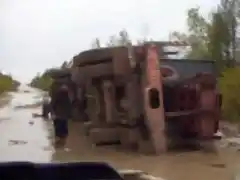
top-left (0, 84), bottom-right (239, 180)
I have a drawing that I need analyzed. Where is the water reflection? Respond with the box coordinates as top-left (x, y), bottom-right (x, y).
top-left (0, 85), bottom-right (53, 162)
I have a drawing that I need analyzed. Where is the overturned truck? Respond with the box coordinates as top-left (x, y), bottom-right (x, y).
top-left (71, 42), bottom-right (221, 154)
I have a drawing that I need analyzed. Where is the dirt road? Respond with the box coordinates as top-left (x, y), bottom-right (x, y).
top-left (0, 85), bottom-right (239, 180)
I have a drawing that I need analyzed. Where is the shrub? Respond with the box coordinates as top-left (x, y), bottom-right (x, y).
top-left (30, 74), bottom-right (52, 91)
top-left (0, 74), bottom-right (19, 94)
top-left (218, 67), bottom-right (240, 122)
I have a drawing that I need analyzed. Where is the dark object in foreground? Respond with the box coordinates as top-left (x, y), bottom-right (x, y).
top-left (53, 118), bottom-right (68, 138)
top-left (53, 118), bottom-right (68, 148)
top-left (0, 162), bottom-right (123, 180)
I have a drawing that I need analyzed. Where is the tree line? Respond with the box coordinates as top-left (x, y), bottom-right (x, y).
top-left (91, 0), bottom-right (239, 71)
top-left (0, 72), bottom-right (20, 94)
top-left (30, 0), bottom-right (240, 121)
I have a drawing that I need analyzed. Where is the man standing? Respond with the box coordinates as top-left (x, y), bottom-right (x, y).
top-left (42, 94), bottom-right (51, 119)
top-left (50, 81), bottom-right (72, 147)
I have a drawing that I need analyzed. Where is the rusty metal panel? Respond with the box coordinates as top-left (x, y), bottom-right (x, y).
top-left (73, 47), bottom-right (119, 66)
top-left (197, 87), bottom-right (218, 138)
top-left (112, 47), bottom-right (132, 76)
top-left (142, 44), bottom-right (167, 154)
top-left (102, 80), bottom-right (117, 124)
top-left (126, 74), bottom-right (143, 123)
top-left (71, 67), bottom-right (80, 84)
top-left (77, 62), bottom-right (113, 80)
top-left (160, 59), bottom-right (216, 80)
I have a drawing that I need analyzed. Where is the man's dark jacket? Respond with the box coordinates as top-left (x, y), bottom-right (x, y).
top-left (50, 82), bottom-right (72, 119)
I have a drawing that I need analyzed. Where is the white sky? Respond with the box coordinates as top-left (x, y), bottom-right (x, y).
top-left (0, 0), bottom-right (219, 83)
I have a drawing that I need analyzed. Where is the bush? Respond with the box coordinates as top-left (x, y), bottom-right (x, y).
top-left (30, 73), bottom-right (52, 91)
top-left (30, 68), bottom-right (71, 91)
top-left (218, 67), bottom-right (240, 122)
top-left (0, 74), bottom-right (19, 94)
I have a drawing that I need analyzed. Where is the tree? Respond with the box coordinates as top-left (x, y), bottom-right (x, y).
top-left (170, 7), bottom-right (211, 59)
top-left (91, 38), bottom-right (101, 49)
top-left (218, 0), bottom-right (240, 64)
top-left (208, 10), bottom-right (231, 73)
top-left (29, 69), bottom-right (53, 91)
top-left (205, 0), bottom-right (239, 70)
top-left (170, 2), bottom-right (239, 65)
top-left (91, 29), bottom-right (132, 48)
top-left (187, 7), bottom-right (209, 40)
top-left (219, 67), bottom-right (240, 122)
top-left (61, 61), bottom-right (68, 69)
top-left (118, 30), bottom-right (130, 46)
top-left (106, 35), bottom-right (119, 47)
top-left (106, 29), bottom-right (131, 47)
top-left (187, 8), bottom-right (211, 59)
top-left (212, 0), bottom-right (240, 122)
top-left (0, 73), bottom-right (19, 93)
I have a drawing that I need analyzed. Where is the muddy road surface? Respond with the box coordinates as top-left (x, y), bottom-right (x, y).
top-left (0, 85), bottom-right (239, 180)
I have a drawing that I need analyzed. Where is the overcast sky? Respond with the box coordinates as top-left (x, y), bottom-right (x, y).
top-left (1, 0), bottom-right (219, 83)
